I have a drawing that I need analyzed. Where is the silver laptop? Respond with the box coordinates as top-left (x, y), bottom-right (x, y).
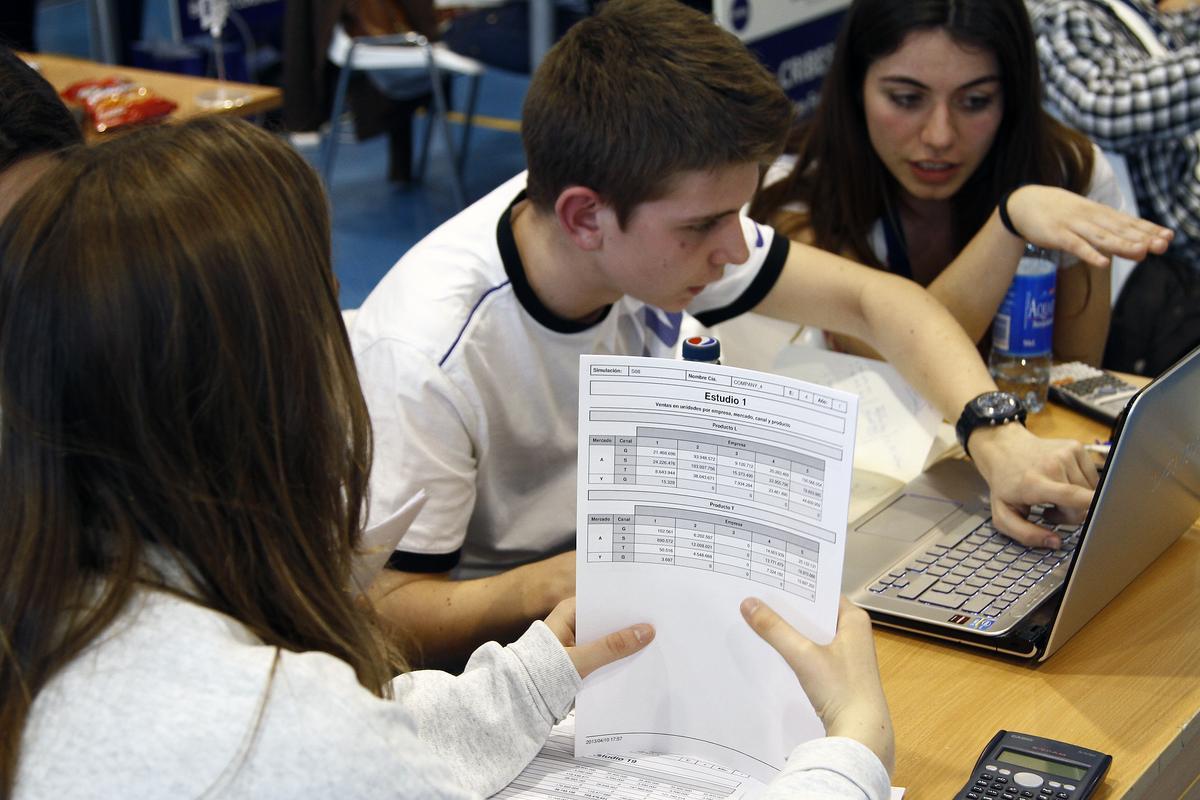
top-left (844, 345), bottom-right (1200, 661)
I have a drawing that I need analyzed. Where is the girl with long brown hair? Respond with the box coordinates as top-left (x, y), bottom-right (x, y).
top-left (0, 116), bottom-right (655, 797)
top-left (0, 117), bottom-right (899, 798)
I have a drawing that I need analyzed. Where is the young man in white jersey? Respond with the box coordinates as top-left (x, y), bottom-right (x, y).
top-left (351, 0), bottom-right (1169, 669)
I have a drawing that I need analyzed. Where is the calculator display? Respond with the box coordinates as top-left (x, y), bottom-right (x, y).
top-left (997, 749), bottom-right (1088, 780)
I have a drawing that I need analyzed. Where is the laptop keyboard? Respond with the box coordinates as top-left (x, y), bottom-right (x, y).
top-left (868, 511), bottom-right (1081, 620)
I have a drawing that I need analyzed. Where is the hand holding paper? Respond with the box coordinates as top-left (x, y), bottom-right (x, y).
top-left (741, 595), bottom-right (895, 773)
top-left (544, 598), bottom-right (656, 678)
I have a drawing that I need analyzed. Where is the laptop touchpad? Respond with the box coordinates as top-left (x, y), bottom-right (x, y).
top-left (857, 494), bottom-right (961, 542)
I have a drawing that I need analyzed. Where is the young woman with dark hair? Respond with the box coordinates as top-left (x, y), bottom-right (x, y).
top-left (0, 116), bottom-right (897, 798)
top-left (750, 0), bottom-right (1171, 364)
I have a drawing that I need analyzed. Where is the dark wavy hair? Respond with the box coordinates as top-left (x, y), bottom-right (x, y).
top-left (0, 45), bottom-right (82, 173)
top-left (0, 117), bottom-right (395, 793)
top-left (750, 0), bottom-right (1094, 266)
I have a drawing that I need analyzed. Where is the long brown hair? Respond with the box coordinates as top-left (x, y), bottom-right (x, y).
top-left (0, 117), bottom-right (395, 793)
top-left (750, 0), bottom-right (1094, 267)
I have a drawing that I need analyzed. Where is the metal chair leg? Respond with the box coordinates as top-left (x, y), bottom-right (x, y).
top-left (457, 72), bottom-right (481, 176)
top-left (414, 103), bottom-right (435, 182)
top-left (321, 44), bottom-right (357, 186)
top-left (425, 46), bottom-right (466, 208)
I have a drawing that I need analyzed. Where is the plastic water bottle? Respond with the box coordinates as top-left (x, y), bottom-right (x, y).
top-left (988, 245), bottom-right (1057, 412)
top-left (681, 335), bottom-right (721, 364)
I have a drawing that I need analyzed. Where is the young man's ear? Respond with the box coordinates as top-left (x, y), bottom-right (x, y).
top-left (555, 186), bottom-right (607, 251)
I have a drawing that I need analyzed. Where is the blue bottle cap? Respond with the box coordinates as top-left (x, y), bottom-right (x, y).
top-left (682, 335), bottom-right (721, 363)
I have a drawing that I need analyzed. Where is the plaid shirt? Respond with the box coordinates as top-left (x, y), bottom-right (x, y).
top-left (1030, 0), bottom-right (1200, 268)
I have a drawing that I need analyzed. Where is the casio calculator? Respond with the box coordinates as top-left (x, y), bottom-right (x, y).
top-left (1048, 362), bottom-right (1139, 426)
top-left (954, 730), bottom-right (1111, 800)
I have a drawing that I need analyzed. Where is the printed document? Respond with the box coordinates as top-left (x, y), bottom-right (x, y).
top-left (574, 355), bottom-right (858, 782)
top-left (772, 346), bottom-right (944, 483)
top-left (494, 713), bottom-right (763, 800)
top-left (772, 346), bottom-right (953, 520)
top-left (494, 713), bottom-right (907, 800)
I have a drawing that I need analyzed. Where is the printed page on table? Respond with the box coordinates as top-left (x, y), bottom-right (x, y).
top-left (574, 354), bottom-right (859, 783)
top-left (492, 713), bottom-right (768, 800)
top-left (772, 345), bottom-right (945, 485)
top-left (492, 713), bottom-right (908, 800)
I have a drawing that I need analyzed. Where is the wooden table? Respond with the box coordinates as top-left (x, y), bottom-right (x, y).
top-left (26, 51), bottom-right (281, 132)
top-left (882, 394), bottom-right (1200, 798)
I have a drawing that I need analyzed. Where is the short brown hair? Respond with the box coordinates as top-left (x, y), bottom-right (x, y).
top-left (522, 0), bottom-right (795, 225)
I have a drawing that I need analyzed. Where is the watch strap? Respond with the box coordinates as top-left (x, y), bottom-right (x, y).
top-left (956, 392), bottom-right (1027, 458)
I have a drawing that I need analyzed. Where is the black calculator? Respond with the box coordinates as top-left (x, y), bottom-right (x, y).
top-left (1048, 362), bottom-right (1139, 426)
top-left (954, 730), bottom-right (1111, 800)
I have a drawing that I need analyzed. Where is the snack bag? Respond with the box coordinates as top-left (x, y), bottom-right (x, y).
top-left (61, 77), bottom-right (178, 133)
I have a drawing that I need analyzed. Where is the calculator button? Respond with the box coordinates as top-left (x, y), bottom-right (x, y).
top-left (985, 791), bottom-right (1000, 797)
top-left (1056, 793), bottom-right (1069, 799)
top-left (1022, 792), bottom-right (1035, 798)
top-left (1013, 772), bottom-right (1043, 788)
top-left (995, 776), bottom-right (1008, 784)
top-left (986, 765), bottom-right (999, 772)
top-left (999, 768), bottom-right (1011, 775)
top-left (1048, 782), bottom-right (1061, 788)
top-left (1063, 786), bottom-right (1075, 792)
top-left (967, 794), bottom-right (980, 800)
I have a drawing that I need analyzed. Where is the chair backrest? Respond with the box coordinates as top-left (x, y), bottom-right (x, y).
top-left (327, 24), bottom-right (427, 70)
top-left (328, 24), bottom-right (484, 76)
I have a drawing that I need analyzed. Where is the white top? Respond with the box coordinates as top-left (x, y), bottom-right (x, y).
top-left (15, 587), bottom-right (580, 798)
top-left (351, 172), bottom-right (790, 577)
top-left (13, 586), bottom-right (890, 798)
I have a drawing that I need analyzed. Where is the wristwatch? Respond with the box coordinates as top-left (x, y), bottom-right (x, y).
top-left (955, 391), bottom-right (1028, 458)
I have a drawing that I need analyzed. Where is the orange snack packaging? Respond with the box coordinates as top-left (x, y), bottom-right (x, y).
top-left (61, 77), bottom-right (177, 133)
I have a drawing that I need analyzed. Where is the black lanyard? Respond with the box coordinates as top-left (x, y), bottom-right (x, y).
top-left (880, 210), bottom-right (914, 280)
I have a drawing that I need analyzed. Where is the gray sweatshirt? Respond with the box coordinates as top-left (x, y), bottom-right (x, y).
top-left (14, 589), bottom-right (889, 799)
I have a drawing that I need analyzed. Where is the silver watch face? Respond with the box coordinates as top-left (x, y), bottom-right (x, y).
top-left (972, 390), bottom-right (1022, 419)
